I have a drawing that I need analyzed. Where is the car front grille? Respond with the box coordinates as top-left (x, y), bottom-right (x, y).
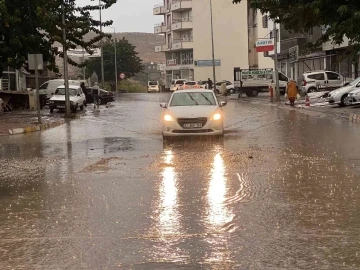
top-left (177, 117), bottom-right (208, 128)
top-left (172, 129), bottom-right (213, 134)
top-left (54, 101), bottom-right (65, 106)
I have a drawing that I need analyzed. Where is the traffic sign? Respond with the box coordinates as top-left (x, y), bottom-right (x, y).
top-left (120, 73), bottom-right (126, 79)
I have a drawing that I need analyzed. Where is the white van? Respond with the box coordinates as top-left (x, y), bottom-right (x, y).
top-left (147, 81), bottom-right (160, 92)
top-left (40, 79), bottom-right (86, 99)
top-left (170, 79), bottom-right (187, 91)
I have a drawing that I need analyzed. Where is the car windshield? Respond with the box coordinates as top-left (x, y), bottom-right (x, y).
top-left (148, 81), bottom-right (158, 86)
top-left (176, 80), bottom-right (186, 85)
top-left (348, 77), bottom-right (360, 86)
top-left (170, 92), bottom-right (216, 106)
top-left (185, 82), bottom-right (196, 85)
top-left (55, 88), bottom-right (78, 96)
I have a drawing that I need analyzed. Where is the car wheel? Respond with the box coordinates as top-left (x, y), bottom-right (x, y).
top-left (229, 88), bottom-right (235, 94)
top-left (251, 89), bottom-right (259, 97)
top-left (50, 107), bottom-right (54, 113)
top-left (245, 92), bottom-right (252, 97)
top-left (308, 87), bottom-right (317, 93)
top-left (72, 104), bottom-right (77, 113)
top-left (340, 94), bottom-right (348, 106)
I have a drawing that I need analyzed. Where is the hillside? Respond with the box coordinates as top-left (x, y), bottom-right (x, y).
top-left (56, 32), bottom-right (165, 78)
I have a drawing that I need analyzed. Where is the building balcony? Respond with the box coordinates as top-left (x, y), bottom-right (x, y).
top-left (171, 38), bottom-right (193, 51)
top-left (154, 23), bottom-right (167, 34)
top-left (153, 4), bottom-right (167, 15)
top-left (171, 18), bottom-right (193, 31)
top-left (155, 44), bottom-right (169, 53)
top-left (171, 0), bottom-right (192, 12)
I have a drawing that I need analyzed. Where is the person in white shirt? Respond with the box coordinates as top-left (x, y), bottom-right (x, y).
top-left (92, 82), bottom-right (100, 109)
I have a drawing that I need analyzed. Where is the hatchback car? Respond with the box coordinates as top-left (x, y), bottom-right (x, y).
top-left (160, 89), bottom-right (226, 138)
top-left (170, 79), bottom-right (187, 91)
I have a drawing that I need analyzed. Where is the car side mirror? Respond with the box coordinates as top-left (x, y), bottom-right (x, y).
top-left (160, 103), bottom-right (167, 108)
top-left (220, 101), bottom-right (227, 107)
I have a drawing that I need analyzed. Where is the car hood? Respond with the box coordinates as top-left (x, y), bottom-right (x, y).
top-left (167, 105), bottom-right (219, 118)
top-left (349, 88), bottom-right (360, 95)
top-left (329, 84), bottom-right (356, 96)
top-left (50, 95), bottom-right (75, 101)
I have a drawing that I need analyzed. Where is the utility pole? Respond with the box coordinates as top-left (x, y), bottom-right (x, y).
top-left (110, 27), bottom-right (118, 92)
top-left (34, 55), bottom-right (41, 124)
top-left (99, 0), bottom-right (105, 88)
top-left (62, 2), bottom-right (70, 117)
top-left (273, 21), bottom-right (280, 101)
top-left (82, 48), bottom-right (86, 80)
top-left (209, 0), bottom-right (216, 89)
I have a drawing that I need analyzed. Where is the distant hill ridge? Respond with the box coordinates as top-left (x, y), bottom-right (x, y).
top-left (56, 32), bottom-right (165, 77)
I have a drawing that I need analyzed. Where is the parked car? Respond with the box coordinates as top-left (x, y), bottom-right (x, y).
top-left (198, 80), bottom-right (208, 89)
top-left (40, 79), bottom-right (86, 99)
top-left (49, 85), bottom-right (86, 113)
top-left (346, 86), bottom-right (360, 105)
top-left (160, 89), bottom-right (227, 138)
top-left (300, 70), bottom-right (345, 94)
top-left (85, 88), bottom-right (115, 105)
top-left (215, 81), bottom-right (235, 94)
top-left (328, 77), bottom-right (360, 106)
top-left (170, 79), bottom-right (187, 91)
top-left (182, 81), bottom-right (201, 89)
top-left (147, 81), bottom-right (160, 93)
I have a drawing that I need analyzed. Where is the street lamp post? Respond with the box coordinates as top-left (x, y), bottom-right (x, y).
top-left (99, 0), bottom-right (105, 88)
top-left (62, 2), bottom-right (70, 117)
top-left (209, 0), bottom-right (216, 89)
top-left (108, 27), bottom-right (118, 92)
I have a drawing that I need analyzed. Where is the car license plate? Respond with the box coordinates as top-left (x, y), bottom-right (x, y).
top-left (183, 123), bottom-right (202, 128)
top-left (57, 105), bottom-right (65, 108)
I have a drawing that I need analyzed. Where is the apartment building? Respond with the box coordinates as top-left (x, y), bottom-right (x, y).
top-left (261, 15), bottom-right (357, 80)
top-left (153, 0), bottom-right (253, 87)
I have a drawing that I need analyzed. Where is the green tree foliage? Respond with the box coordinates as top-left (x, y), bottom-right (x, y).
top-left (0, 0), bottom-right (116, 77)
top-left (233, 0), bottom-right (360, 52)
top-left (85, 37), bottom-right (144, 89)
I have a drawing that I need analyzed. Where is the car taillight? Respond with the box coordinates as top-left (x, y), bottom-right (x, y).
top-left (303, 80), bottom-right (307, 86)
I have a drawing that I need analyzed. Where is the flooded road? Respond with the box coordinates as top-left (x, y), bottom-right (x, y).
top-left (1, 93), bottom-right (360, 269)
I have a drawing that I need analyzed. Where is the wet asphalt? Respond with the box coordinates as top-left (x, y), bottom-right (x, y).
top-left (1, 93), bottom-right (360, 269)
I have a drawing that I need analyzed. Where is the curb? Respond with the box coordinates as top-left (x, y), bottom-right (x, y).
top-left (8, 119), bottom-right (66, 135)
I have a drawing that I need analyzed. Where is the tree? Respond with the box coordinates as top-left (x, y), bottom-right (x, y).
top-left (0, 0), bottom-right (116, 78)
top-left (85, 37), bottom-right (144, 90)
top-left (233, 0), bottom-right (360, 53)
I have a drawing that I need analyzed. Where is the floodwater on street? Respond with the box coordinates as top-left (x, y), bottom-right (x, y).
top-left (1, 93), bottom-right (360, 269)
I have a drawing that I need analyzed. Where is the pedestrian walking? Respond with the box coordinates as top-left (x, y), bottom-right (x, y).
top-left (80, 82), bottom-right (88, 107)
top-left (286, 79), bottom-right (298, 107)
top-left (207, 78), bottom-right (213, 90)
top-left (92, 82), bottom-right (100, 110)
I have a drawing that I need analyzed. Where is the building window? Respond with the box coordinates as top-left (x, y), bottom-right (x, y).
top-left (262, 15), bottom-right (268, 28)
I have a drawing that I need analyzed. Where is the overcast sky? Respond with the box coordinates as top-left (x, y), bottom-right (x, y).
top-left (76, 0), bottom-right (162, 33)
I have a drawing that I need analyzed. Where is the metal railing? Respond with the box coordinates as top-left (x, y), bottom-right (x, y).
top-left (172, 17), bottom-right (192, 23)
top-left (173, 37), bottom-right (193, 43)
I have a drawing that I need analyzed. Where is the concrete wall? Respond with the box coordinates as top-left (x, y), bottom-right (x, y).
top-left (192, 0), bottom-right (249, 82)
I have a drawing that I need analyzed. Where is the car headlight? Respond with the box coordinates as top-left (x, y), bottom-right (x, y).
top-left (211, 113), bottom-right (222, 121)
top-left (164, 114), bottom-right (175, 122)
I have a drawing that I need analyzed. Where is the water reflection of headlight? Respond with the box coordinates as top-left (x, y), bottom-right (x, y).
top-left (207, 153), bottom-right (233, 228)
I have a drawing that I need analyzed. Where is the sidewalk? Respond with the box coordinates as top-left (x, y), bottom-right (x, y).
top-left (227, 93), bottom-right (360, 122)
top-left (0, 110), bottom-right (66, 135)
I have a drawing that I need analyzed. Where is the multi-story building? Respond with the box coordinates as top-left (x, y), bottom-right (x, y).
top-left (153, 0), bottom-right (253, 87)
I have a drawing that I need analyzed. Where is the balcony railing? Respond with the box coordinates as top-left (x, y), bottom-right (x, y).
top-left (171, 0), bottom-right (192, 11)
top-left (153, 4), bottom-right (166, 15)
